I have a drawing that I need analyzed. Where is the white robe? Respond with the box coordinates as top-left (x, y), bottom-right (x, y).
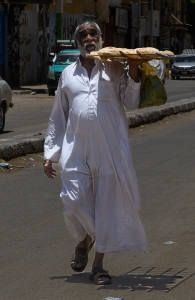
top-left (44, 59), bottom-right (147, 253)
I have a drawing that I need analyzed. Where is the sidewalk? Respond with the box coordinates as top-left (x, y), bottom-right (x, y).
top-left (1, 86), bottom-right (195, 160)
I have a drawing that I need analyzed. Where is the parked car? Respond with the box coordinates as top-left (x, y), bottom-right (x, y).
top-left (47, 48), bottom-right (80, 95)
top-left (0, 76), bottom-right (13, 133)
top-left (171, 54), bottom-right (195, 79)
top-left (182, 49), bottom-right (195, 54)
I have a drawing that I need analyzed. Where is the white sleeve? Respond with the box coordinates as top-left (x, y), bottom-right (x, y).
top-left (119, 71), bottom-right (141, 110)
top-left (44, 76), bottom-right (69, 162)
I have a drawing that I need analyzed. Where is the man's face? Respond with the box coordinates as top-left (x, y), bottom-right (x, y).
top-left (76, 24), bottom-right (102, 57)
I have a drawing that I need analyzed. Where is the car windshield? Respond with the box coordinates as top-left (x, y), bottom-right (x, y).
top-left (176, 56), bottom-right (195, 63)
top-left (54, 53), bottom-right (79, 65)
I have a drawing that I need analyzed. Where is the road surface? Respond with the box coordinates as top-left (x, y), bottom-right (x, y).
top-left (1, 110), bottom-right (195, 300)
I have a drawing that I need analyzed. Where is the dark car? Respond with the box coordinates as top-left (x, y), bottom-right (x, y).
top-left (47, 49), bottom-right (80, 95)
top-left (171, 54), bottom-right (195, 79)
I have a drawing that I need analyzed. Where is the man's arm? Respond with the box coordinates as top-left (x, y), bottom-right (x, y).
top-left (43, 75), bottom-right (69, 179)
top-left (119, 59), bottom-right (148, 110)
top-left (128, 59), bottom-right (148, 82)
top-left (44, 76), bottom-right (69, 163)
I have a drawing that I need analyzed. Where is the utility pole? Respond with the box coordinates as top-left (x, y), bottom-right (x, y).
top-left (150, 0), bottom-right (153, 46)
top-left (138, 0), bottom-right (141, 47)
top-left (42, 4), bottom-right (48, 82)
top-left (174, 0), bottom-right (176, 53)
top-left (56, 0), bottom-right (63, 40)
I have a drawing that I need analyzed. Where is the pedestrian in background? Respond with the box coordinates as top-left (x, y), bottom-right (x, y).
top-left (43, 21), bottom-right (147, 285)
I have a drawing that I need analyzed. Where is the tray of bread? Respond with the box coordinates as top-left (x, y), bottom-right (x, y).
top-left (87, 47), bottom-right (175, 61)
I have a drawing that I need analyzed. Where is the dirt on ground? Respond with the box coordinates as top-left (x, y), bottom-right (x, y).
top-left (0, 153), bottom-right (44, 175)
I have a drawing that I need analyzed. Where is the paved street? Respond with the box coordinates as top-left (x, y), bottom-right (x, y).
top-left (1, 110), bottom-right (195, 300)
top-left (1, 77), bottom-right (195, 139)
top-left (164, 78), bottom-right (195, 103)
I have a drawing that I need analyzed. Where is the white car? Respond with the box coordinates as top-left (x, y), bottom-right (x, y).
top-left (0, 76), bottom-right (13, 133)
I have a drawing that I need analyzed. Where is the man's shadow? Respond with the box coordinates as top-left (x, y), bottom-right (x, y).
top-left (49, 266), bottom-right (195, 292)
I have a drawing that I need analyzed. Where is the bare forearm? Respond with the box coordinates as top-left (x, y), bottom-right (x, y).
top-left (128, 59), bottom-right (148, 82)
top-left (128, 65), bottom-right (139, 82)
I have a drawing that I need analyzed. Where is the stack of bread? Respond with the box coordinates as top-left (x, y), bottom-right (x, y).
top-left (87, 46), bottom-right (175, 61)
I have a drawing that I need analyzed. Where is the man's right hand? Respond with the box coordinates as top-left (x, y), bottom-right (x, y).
top-left (43, 159), bottom-right (57, 179)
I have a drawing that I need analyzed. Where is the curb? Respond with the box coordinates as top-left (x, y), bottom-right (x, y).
top-left (0, 98), bottom-right (195, 161)
top-left (127, 97), bottom-right (195, 127)
top-left (12, 89), bottom-right (48, 95)
top-left (0, 132), bottom-right (45, 161)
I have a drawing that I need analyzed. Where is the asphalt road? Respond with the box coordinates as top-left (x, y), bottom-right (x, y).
top-left (1, 78), bottom-right (195, 139)
top-left (1, 110), bottom-right (195, 300)
top-left (164, 77), bottom-right (195, 103)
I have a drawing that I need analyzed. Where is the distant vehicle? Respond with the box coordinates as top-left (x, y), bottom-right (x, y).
top-left (182, 49), bottom-right (195, 54)
top-left (0, 76), bottom-right (13, 133)
top-left (171, 54), bottom-right (195, 79)
top-left (47, 40), bottom-right (80, 96)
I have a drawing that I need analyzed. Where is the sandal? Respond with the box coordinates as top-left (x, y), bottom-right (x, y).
top-left (70, 240), bottom-right (95, 272)
top-left (89, 267), bottom-right (112, 285)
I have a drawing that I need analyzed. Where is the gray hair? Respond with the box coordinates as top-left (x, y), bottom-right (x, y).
top-left (74, 21), bottom-right (102, 40)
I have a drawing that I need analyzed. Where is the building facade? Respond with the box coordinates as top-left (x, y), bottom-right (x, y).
top-left (0, 0), bottom-right (193, 87)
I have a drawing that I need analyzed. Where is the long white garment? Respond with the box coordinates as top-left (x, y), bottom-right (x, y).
top-left (44, 59), bottom-right (147, 253)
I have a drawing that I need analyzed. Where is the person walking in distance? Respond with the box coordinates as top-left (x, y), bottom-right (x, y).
top-left (43, 21), bottom-right (147, 285)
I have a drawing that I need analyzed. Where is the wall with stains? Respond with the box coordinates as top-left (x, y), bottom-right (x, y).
top-left (19, 5), bottom-right (38, 84)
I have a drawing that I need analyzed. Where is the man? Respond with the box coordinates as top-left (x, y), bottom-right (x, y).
top-left (43, 21), bottom-right (147, 285)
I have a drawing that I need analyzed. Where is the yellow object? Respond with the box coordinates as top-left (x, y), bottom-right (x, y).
top-left (140, 62), bottom-right (156, 89)
top-left (139, 62), bottom-right (167, 108)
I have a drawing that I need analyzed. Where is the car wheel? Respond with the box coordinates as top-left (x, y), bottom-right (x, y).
top-left (171, 76), bottom-right (175, 80)
top-left (0, 105), bottom-right (5, 133)
top-left (48, 88), bottom-right (55, 96)
top-left (177, 77), bottom-right (180, 80)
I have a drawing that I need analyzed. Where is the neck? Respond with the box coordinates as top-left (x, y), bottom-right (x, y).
top-left (80, 55), bottom-right (95, 65)
top-left (80, 55), bottom-right (96, 79)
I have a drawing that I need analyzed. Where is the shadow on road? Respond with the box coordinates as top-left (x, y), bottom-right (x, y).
top-left (49, 266), bottom-right (195, 292)
top-left (0, 130), bottom-right (14, 135)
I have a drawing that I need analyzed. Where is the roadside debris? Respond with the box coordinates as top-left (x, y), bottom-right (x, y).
top-left (0, 156), bottom-right (38, 172)
top-left (0, 153), bottom-right (44, 174)
top-left (164, 241), bottom-right (175, 245)
top-left (28, 157), bottom-right (35, 162)
top-left (103, 298), bottom-right (124, 300)
top-left (0, 159), bottom-right (12, 169)
top-left (0, 163), bottom-right (9, 168)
